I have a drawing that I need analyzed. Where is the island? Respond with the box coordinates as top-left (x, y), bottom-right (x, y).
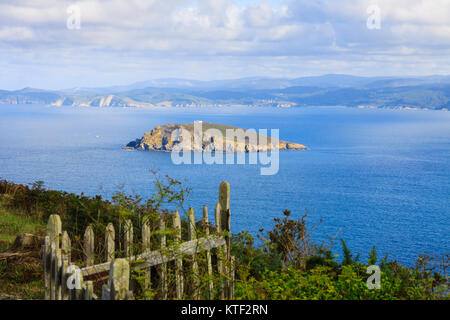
top-left (123, 122), bottom-right (308, 152)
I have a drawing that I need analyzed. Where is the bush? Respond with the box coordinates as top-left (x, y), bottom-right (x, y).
top-left (1, 178), bottom-right (448, 300)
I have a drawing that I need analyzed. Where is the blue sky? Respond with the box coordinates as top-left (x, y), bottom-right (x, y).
top-left (0, 0), bottom-right (449, 90)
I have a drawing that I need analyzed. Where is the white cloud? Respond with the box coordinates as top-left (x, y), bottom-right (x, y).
top-left (0, 26), bottom-right (34, 41)
top-left (0, 0), bottom-right (449, 89)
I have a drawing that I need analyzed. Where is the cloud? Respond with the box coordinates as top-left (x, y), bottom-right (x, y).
top-left (0, 0), bottom-right (449, 89)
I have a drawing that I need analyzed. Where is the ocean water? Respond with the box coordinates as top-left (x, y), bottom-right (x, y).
top-left (0, 104), bottom-right (449, 265)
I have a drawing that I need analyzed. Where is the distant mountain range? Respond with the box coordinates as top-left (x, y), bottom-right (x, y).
top-left (1, 74), bottom-right (450, 110)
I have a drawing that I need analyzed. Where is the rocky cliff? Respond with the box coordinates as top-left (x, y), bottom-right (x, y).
top-left (124, 122), bottom-right (307, 152)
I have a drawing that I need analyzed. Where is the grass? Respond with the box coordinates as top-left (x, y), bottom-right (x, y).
top-left (0, 195), bottom-right (45, 299)
top-left (0, 196), bottom-right (45, 251)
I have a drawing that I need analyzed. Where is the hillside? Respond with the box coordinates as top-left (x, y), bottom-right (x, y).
top-left (0, 179), bottom-right (448, 300)
top-left (1, 75), bottom-right (450, 110)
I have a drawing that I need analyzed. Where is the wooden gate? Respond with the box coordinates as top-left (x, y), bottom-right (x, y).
top-left (43, 182), bottom-right (234, 300)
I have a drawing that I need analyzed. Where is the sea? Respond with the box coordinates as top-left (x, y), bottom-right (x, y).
top-left (0, 104), bottom-right (449, 265)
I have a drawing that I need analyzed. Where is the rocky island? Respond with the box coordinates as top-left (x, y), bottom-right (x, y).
top-left (123, 121), bottom-right (307, 153)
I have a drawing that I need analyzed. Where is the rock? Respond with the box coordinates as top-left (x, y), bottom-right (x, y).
top-left (10, 233), bottom-right (44, 251)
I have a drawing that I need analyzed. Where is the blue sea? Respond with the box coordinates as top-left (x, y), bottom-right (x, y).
top-left (0, 104), bottom-right (449, 265)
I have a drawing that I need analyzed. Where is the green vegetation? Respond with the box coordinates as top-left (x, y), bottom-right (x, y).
top-left (0, 198), bottom-right (44, 251)
top-left (0, 178), bottom-right (448, 300)
top-left (0, 194), bottom-right (45, 299)
top-left (230, 210), bottom-right (448, 300)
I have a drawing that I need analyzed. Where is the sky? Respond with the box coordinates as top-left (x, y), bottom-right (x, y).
top-left (0, 0), bottom-right (449, 90)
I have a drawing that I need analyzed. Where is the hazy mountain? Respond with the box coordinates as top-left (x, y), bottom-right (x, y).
top-left (1, 75), bottom-right (449, 110)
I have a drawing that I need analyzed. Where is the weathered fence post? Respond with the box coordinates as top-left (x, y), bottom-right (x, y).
top-left (101, 284), bottom-right (110, 300)
top-left (47, 214), bottom-right (62, 247)
top-left (124, 219), bottom-right (133, 258)
top-left (42, 181), bottom-right (234, 301)
top-left (54, 248), bottom-right (62, 299)
top-left (61, 231), bottom-right (71, 300)
top-left (203, 205), bottom-right (214, 299)
top-left (61, 231), bottom-right (71, 261)
top-left (61, 254), bottom-right (70, 300)
top-left (142, 218), bottom-right (151, 290)
top-left (215, 202), bottom-right (225, 299)
top-left (230, 256), bottom-right (235, 299)
top-left (46, 214), bottom-right (61, 300)
top-left (173, 210), bottom-right (184, 299)
top-left (187, 208), bottom-right (200, 299)
top-left (109, 258), bottom-right (130, 300)
top-left (84, 225), bottom-right (95, 266)
top-left (159, 215), bottom-right (168, 299)
top-left (105, 223), bottom-right (115, 262)
top-left (123, 219), bottom-right (134, 293)
top-left (43, 236), bottom-right (50, 300)
top-left (84, 281), bottom-right (94, 300)
top-left (219, 181), bottom-right (232, 299)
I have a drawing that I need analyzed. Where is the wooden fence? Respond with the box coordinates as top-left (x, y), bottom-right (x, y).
top-left (42, 182), bottom-right (235, 300)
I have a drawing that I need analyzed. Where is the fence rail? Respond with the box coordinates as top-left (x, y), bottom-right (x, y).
top-left (42, 181), bottom-right (234, 300)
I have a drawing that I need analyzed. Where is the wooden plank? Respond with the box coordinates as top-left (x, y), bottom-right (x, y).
top-left (54, 248), bottom-right (62, 300)
top-left (187, 208), bottom-right (200, 299)
top-left (141, 218), bottom-right (151, 290)
top-left (81, 236), bottom-right (226, 277)
top-left (76, 267), bottom-right (83, 300)
top-left (215, 202), bottom-right (224, 299)
top-left (109, 259), bottom-right (130, 300)
top-left (105, 223), bottom-right (115, 262)
top-left (173, 210), bottom-right (183, 299)
top-left (61, 254), bottom-right (69, 300)
top-left (84, 281), bottom-right (94, 300)
top-left (61, 231), bottom-right (71, 262)
top-left (43, 236), bottom-right (50, 300)
top-left (203, 205), bottom-right (214, 299)
top-left (47, 214), bottom-right (62, 249)
top-left (215, 202), bottom-right (222, 232)
top-left (219, 181), bottom-right (231, 299)
top-left (219, 182), bottom-right (230, 234)
top-left (159, 215), bottom-right (167, 300)
top-left (142, 219), bottom-right (151, 251)
top-left (230, 256), bottom-right (235, 299)
top-left (47, 214), bottom-right (61, 300)
top-left (136, 236), bottom-right (226, 270)
top-left (101, 284), bottom-right (111, 300)
top-left (225, 208), bottom-right (232, 299)
top-left (124, 219), bottom-right (133, 258)
top-left (49, 244), bottom-right (55, 300)
top-left (84, 225), bottom-right (95, 266)
top-left (60, 231), bottom-right (71, 300)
